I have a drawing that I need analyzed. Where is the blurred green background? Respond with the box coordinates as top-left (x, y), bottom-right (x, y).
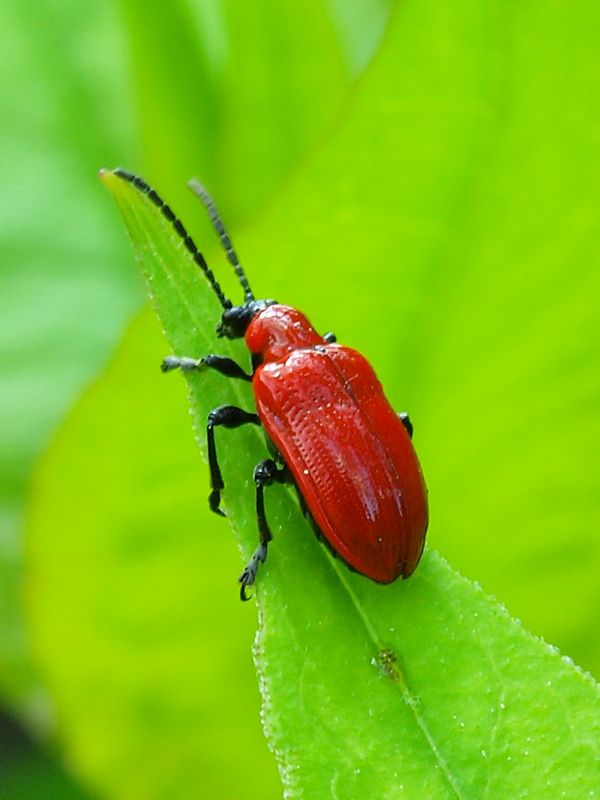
top-left (1, 0), bottom-right (599, 797)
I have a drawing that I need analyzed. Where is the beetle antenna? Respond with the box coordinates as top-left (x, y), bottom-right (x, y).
top-left (188, 178), bottom-right (255, 303)
top-left (113, 169), bottom-right (233, 310)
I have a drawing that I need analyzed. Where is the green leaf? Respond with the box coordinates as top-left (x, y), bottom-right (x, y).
top-left (94, 167), bottom-right (600, 798)
top-left (97, 170), bottom-right (268, 546)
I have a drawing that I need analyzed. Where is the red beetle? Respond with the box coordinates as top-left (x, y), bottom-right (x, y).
top-left (114, 169), bottom-right (428, 599)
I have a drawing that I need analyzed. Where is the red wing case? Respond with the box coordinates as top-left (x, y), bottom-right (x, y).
top-left (253, 345), bottom-right (428, 582)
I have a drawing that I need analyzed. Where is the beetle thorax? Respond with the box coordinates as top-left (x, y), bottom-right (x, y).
top-left (245, 304), bottom-right (324, 362)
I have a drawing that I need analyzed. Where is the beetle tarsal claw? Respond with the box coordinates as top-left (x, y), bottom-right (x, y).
top-left (238, 567), bottom-right (255, 602)
top-left (238, 579), bottom-right (253, 602)
top-left (238, 543), bottom-right (268, 600)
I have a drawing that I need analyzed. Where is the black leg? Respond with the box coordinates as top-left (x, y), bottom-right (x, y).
top-left (207, 405), bottom-right (260, 515)
top-left (162, 354), bottom-right (253, 381)
top-left (398, 412), bottom-right (413, 439)
top-left (239, 458), bottom-right (288, 601)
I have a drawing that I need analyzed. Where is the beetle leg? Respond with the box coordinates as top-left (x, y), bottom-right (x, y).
top-left (207, 405), bottom-right (260, 516)
top-left (162, 354), bottom-right (252, 381)
top-left (398, 412), bottom-right (413, 439)
top-left (239, 458), bottom-right (287, 601)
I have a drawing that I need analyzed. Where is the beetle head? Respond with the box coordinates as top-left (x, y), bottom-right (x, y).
top-left (217, 299), bottom-right (277, 339)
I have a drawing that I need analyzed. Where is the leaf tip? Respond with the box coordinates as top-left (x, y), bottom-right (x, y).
top-left (98, 167), bottom-right (121, 193)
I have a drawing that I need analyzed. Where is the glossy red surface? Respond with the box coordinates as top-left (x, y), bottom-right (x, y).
top-left (246, 305), bottom-right (428, 582)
